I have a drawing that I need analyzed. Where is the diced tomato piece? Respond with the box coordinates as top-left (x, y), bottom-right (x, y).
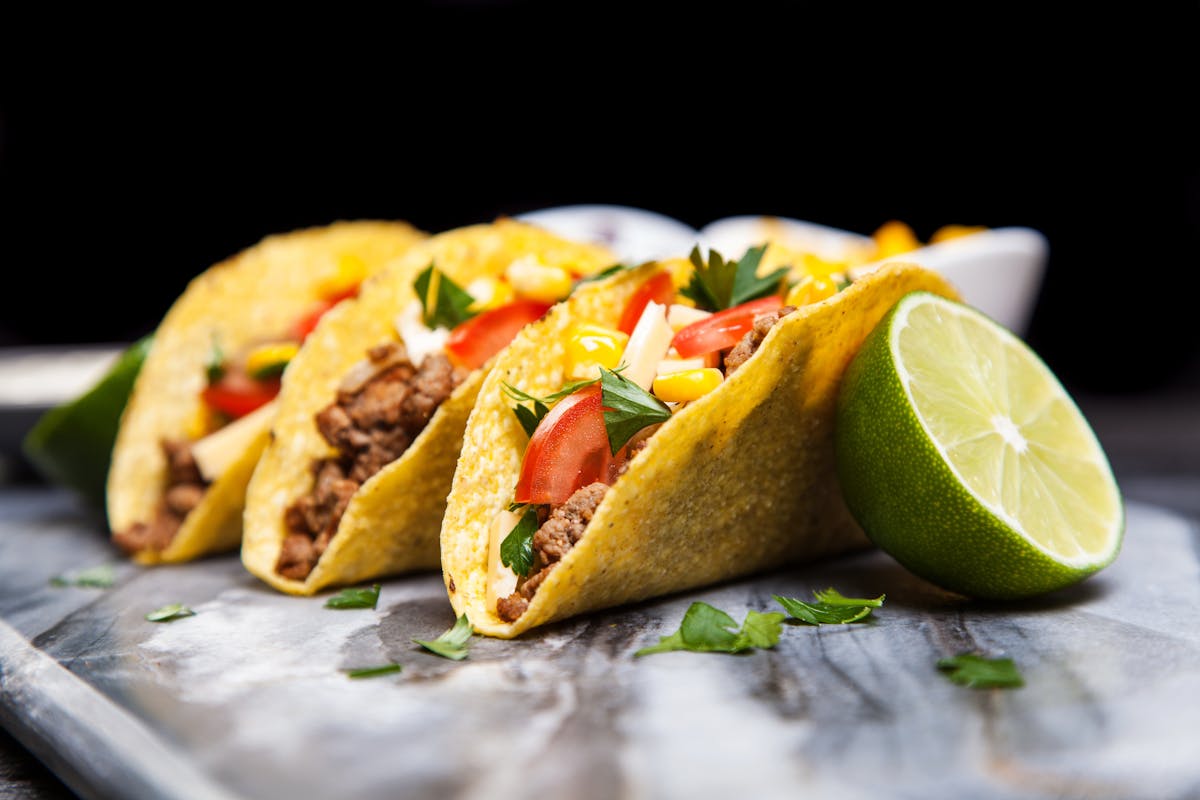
top-left (671, 295), bottom-right (784, 358)
top-left (618, 271), bottom-right (675, 335)
top-left (445, 299), bottom-right (552, 371)
top-left (290, 284), bottom-right (362, 343)
top-left (292, 299), bottom-right (337, 342)
top-left (202, 371), bottom-right (280, 419)
top-left (513, 384), bottom-right (614, 505)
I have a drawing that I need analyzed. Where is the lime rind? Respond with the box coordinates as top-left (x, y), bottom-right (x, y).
top-left (21, 336), bottom-right (153, 508)
top-left (836, 292), bottom-right (1124, 599)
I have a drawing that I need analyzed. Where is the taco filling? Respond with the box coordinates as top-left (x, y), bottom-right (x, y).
top-left (489, 246), bottom-right (849, 621)
top-left (111, 270), bottom-right (365, 556)
top-left (276, 258), bottom-right (581, 580)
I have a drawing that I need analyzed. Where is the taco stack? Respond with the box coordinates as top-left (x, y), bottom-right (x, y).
top-left (439, 253), bottom-right (958, 638)
top-left (241, 219), bottom-right (615, 595)
top-left (107, 220), bottom-right (426, 564)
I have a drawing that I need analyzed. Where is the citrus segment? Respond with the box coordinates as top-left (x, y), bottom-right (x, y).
top-left (836, 292), bottom-right (1123, 598)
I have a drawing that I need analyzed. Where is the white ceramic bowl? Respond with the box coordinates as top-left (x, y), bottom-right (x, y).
top-left (698, 215), bottom-right (1048, 336)
top-left (521, 206), bottom-right (1048, 336)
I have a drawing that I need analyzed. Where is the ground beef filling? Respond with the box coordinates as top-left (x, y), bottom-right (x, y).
top-left (723, 305), bottom-right (797, 376)
top-left (112, 439), bottom-right (208, 555)
top-left (497, 482), bottom-right (610, 623)
top-left (276, 343), bottom-right (468, 581)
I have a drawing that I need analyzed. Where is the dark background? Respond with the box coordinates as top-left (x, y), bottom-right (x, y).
top-left (2, 5), bottom-right (1198, 396)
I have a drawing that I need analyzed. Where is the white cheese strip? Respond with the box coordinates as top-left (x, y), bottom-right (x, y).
top-left (394, 299), bottom-right (450, 367)
top-left (656, 357), bottom-right (708, 376)
top-left (667, 303), bottom-right (711, 331)
top-left (486, 509), bottom-right (522, 610)
top-left (621, 300), bottom-right (674, 390)
top-left (191, 400), bottom-right (277, 483)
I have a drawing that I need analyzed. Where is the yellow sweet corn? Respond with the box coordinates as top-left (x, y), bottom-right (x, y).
top-left (872, 220), bottom-right (922, 259)
top-left (185, 403), bottom-right (219, 439)
top-left (245, 342), bottom-right (300, 379)
top-left (565, 325), bottom-right (628, 381)
top-left (930, 224), bottom-right (987, 243)
top-left (652, 367), bottom-right (723, 403)
top-left (785, 275), bottom-right (838, 308)
top-left (465, 276), bottom-right (515, 312)
top-left (317, 253), bottom-right (368, 298)
top-left (505, 257), bottom-right (573, 303)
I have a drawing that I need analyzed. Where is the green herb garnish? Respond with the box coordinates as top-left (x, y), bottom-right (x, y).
top-left (773, 588), bottom-right (884, 625)
top-left (574, 263), bottom-right (629, 287)
top-left (599, 367), bottom-right (671, 455)
top-left (205, 335), bottom-right (225, 384)
top-left (500, 506), bottom-right (540, 577)
top-left (413, 262), bottom-right (477, 330)
top-left (50, 564), bottom-right (116, 588)
top-left (413, 613), bottom-right (473, 661)
top-left (324, 584), bottom-right (382, 609)
top-left (635, 602), bottom-right (785, 656)
top-left (680, 245), bottom-right (789, 312)
top-left (503, 379), bottom-right (601, 437)
top-left (937, 653), bottom-right (1024, 689)
top-left (145, 603), bottom-right (195, 622)
top-left (247, 360), bottom-right (289, 381)
top-left (343, 663), bottom-right (403, 679)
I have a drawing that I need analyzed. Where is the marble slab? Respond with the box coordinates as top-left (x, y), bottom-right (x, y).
top-left (1, 487), bottom-right (1198, 800)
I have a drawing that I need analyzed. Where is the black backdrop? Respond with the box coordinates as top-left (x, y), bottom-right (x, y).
top-left (2, 5), bottom-right (1197, 395)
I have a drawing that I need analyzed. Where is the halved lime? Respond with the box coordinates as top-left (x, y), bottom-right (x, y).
top-left (22, 336), bottom-right (153, 508)
top-left (835, 292), bottom-right (1123, 599)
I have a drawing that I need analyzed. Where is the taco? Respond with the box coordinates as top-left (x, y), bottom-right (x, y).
top-left (439, 252), bottom-right (958, 638)
top-left (241, 219), bottom-right (615, 595)
top-left (107, 220), bottom-right (426, 564)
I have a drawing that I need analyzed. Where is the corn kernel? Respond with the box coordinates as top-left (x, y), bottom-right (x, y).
top-left (652, 367), bottom-right (723, 403)
top-left (785, 275), bottom-right (838, 308)
top-left (465, 276), bottom-right (515, 312)
top-left (318, 253), bottom-right (368, 298)
top-left (186, 403), bottom-right (218, 439)
top-left (930, 224), bottom-right (987, 244)
top-left (245, 342), bottom-right (300, 379)
top-left (872, 220), bottom-right (922, 259)
top-left (505, 257), bottom-right (573, 303)
top-left (565, 325), bottom-right (628, 381)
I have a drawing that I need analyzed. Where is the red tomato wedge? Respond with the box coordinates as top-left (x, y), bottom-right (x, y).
top-left (671, 295), bottom-right (784, 358)
top-left (618, 271), bottom-right (675, 335)
top-left (202, 372), bottom-right (280, 419)
top-left (291, 284), bottom-right (362, 342)
top-left (445, 299), bottom-right (552, 371)
top-left (514, 385), bottom-right (614, 505)
top-left (292, 299), bottom-right (337, 342)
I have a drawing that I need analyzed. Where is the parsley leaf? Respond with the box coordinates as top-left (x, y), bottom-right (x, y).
top-left (205, 335), bottom-right (225, 384)
top-left (145, 603), bottom-right (195, 622)
top-left (503, 379), bottom-right (601, 438)
top-left (324, 584), bottom-right (382, 610)
top-left (49, 564), bottom-right (116, 588)
top-left (681, 245), bottom-right (789, 311)
top-left (413, 613), bottom-right (473, 660)
top-left (413, 262), bottom-right (477, 330)
top-left (937, 653), bottom-right (1024, 689)
top-left (635, 602), bottom-right (785, 656)
top-left (773, 588), bottom-right (884, 625)
top-left (500, 506), bottom-right (540, 577)
top-left (573, 263), bottom-right (629, 287)
top-left (600, 367), bottom-right (671, 455)
top-left (343, 663), bottom-right (402, 679)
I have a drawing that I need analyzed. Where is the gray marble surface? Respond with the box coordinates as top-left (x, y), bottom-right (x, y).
top-left (2, 481), bottom-right (1199, 800)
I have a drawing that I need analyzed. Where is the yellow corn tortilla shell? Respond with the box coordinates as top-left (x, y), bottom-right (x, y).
top-left (107, 220), bottom-right (426, 564)
top-left (241, 219), bottom-right (615, 595)
top-left (441, 261), bottom-right (959, 638)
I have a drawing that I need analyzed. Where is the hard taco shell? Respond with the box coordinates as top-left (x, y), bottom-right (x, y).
top-left (440, 261), bottom-right (959, 637)
top-left (241, 219), bottom-right (614, 595)
top-left (107, 220), bottom-right (426, 564)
